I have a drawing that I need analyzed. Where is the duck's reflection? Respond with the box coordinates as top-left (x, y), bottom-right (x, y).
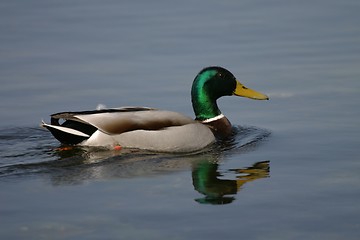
top-left (0, 125), bottom-right (272, 205)
top-left (43, 146), bottom-right (270, 204)
top-left (192, 160), bottom-right (270, 204)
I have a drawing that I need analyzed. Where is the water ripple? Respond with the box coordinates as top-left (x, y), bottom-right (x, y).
top-left (0, 125), bottom-right (271, 180)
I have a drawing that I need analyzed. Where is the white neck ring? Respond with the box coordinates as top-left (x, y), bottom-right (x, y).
top-left (201, 114), bottom-right (225, 123)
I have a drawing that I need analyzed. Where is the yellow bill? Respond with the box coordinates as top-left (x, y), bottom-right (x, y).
top-left (233, 80), bottom-right (269, 100)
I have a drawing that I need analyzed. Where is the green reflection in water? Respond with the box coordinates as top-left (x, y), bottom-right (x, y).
top-left (192, 160), bottom-right (270, 205)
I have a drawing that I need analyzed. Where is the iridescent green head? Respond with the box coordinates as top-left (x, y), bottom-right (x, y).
top-left (191, 66), bottom-right (269, 121)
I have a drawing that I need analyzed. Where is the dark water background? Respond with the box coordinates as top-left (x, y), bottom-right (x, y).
top-left (1, 0), bottom-right (359, 239)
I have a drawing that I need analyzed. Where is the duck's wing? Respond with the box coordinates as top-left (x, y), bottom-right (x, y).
top-left (49, 107), bottom-right (195, 135)
top-left (42, 107), bottom-right (215, 151)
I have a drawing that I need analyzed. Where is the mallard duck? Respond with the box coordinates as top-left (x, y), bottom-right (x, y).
top-left (41, 66), bottom-right (268, 152)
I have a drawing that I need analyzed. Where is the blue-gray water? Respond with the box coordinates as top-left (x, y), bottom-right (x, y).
top-left (1, 0), bottom-right (360, 239)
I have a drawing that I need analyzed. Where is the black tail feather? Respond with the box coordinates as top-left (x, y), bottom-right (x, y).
top-left (45, 125), bottom-right (89, 144)
top-left (45, 120), bottom-right (97, 145)
top-left (61, 120), bottom-right (97, 136)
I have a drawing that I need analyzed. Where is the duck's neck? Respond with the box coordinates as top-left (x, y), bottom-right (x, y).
top-left (191, 72), bottom-right (221, 121)
top-left (191, 93), bottom-right (221, 121)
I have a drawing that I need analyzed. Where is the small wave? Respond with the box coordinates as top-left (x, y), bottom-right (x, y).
top-left (214, 125), bottom-right (271, 153)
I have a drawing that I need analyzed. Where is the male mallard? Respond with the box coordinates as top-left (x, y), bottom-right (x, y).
top-left (41, 66), bottom-right (268, 152)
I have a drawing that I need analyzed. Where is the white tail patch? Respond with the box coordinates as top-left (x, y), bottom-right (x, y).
top-left (41, 122), bottom-right (90, 137)
top-left (96, 104), bottom-right (107, 110)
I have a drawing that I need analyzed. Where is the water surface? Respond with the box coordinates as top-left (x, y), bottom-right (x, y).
top-left (1, 0), bottom-right (359, 239)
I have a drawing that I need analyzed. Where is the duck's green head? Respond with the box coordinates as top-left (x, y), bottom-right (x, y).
top-left (191, 66), bottom-right (269, 121)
